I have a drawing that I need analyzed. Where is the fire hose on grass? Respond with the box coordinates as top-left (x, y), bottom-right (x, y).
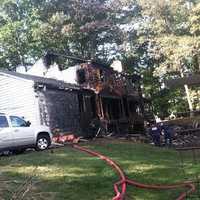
top-left (73, 145), bottom-right (196, 200)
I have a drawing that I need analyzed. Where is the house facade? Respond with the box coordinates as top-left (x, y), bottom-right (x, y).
top-left (63, 61), bottom-right (145, 134)
top-left (0, 56), bottom-right (147, 137)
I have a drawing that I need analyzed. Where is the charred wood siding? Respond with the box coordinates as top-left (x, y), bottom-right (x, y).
top-left (76, 63), bottom-right (141, 98)
top-left (38, 89), bottom-right (81, 133)
top-left (74, 63), bottom-right (145, 134)
top-left (77, 63), bottom-right (125, 95)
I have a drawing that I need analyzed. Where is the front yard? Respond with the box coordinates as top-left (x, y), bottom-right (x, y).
top-left (0, 140), bottom-right (199, 200)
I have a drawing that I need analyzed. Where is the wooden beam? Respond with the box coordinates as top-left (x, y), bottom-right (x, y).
top-left (165, 74), bottom-right (200, 88)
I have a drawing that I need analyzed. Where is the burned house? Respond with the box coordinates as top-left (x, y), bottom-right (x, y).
top-left (0, 57), bottom-right (146, 137)
top-left (63, 62), bottom-right (145, 134)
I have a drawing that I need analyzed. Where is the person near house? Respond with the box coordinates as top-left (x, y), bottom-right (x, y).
top-left (162, 124), bottom-right (173, 147)
top-left (149, 122), bottom-right (161, 146)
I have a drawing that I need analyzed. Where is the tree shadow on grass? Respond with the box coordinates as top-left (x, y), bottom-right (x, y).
top-left (1, 165), bottom-right (196, 200)
top-left (0, 143), bottom-right (199, 200)
top-left (1, 169), bottom-right (116, 200)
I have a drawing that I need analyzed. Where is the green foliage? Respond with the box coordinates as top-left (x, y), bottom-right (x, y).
top-left (122, 0), bottom-right (200, 116)
top-left (189, 2), bottom-right (200, 35)
top-left (0, 0), bottom-right (43, 68)
top-left (154, 36), bottom-right (200, 75)
top-left (0, 0), bottom-right (126, 69)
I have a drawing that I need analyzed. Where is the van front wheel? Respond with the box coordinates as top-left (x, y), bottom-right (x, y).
top-left (35, 135), bottom-right (50, 151)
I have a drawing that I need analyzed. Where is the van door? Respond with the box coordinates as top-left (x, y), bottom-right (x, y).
top-left (0, 115), bottom-right (13, 150)
top-left (9, 116), bottom-right (35, 146)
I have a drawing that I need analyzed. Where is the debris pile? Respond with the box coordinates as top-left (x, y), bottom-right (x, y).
top-left (173, 129), bottom-right (200, 147)
top-left (52, 134), bottom-right (80, 144)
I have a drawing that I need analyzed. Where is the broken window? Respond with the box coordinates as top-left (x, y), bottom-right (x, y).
top-left (78, 94), bottom-right (96, 119)
top-left (77, 69), bottom-right (86, 84)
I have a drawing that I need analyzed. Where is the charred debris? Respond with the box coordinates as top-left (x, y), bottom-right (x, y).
top-left (164, 73), bottom-right (200, 147)
top-left (71, 62), bottom-right (146, 137)
top-left (13, 53), bottom-right (153, 137)
top-left (57, 54), bottom-right (152, 137)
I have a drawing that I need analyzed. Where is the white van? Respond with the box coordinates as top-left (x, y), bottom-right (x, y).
top-left (0, 113), bottom-right (52, 153)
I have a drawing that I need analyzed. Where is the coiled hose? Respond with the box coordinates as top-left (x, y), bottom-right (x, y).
top-left (73, 145), bottom-right (195, 200)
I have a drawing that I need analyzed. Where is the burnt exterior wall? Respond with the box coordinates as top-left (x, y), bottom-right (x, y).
top-left (77, 63), bottom-right (127, 95)
top-left (31, 62), bottom-right (147, 136)
top-left (37, 88), bottom-right (81, 134)
top-left (76, 63), bottom-right (141, 97)
top-left (74, 63), bottom-right (146, 134)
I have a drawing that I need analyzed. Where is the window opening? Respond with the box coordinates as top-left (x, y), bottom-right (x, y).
top-left (10, 116), bottom-right (27, 127)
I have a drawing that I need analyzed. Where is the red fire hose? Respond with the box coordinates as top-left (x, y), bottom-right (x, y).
top-left (73, 145), bottom-right (126, 200)
top-left (73, 145), bottom-right (196, 200)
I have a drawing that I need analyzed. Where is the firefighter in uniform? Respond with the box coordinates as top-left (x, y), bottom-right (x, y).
top-left (149, 122), bottom-right (161, 146)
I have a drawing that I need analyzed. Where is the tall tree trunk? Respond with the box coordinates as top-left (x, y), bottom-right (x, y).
top-left (180, 70), bottom-right (193, 113)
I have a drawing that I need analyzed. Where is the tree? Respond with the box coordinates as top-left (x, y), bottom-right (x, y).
top-left (122, 0), bottom-right (200, 116)
top-left (0, 0), bottom-right (129, 69)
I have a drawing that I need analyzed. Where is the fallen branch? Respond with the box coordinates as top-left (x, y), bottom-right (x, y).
top-left (10, 167), bottom-right (38, 200)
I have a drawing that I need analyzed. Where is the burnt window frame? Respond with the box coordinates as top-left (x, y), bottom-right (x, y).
top-left (77, 68), bottom-right (86, 84)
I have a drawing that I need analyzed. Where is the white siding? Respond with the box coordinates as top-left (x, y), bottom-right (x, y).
top-left (0, 74), bottom-right (40, 126)
top-left (62, 66), bottom-right (78, 84)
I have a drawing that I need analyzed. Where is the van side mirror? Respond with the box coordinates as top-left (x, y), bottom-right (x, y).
top-left (26, 121), bottom-right (31, 127)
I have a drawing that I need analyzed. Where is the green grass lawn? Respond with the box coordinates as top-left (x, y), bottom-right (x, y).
top-left (0, 140), bottom-right (200, 200)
